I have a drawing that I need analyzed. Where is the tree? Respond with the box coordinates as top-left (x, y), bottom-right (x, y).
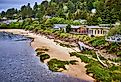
top-left (96, 0), bottom-right (121, 24)
top-left (66, 11), bottom-right (73, 20)
top-left (26, 3), bottom-right (32, 18)
top-left (67, 0), bottom-right (75, 13)
top-left (66, 24), bottom-right (71, 33)
top-left (74, 9), bottom-right (81, 20)
top-left (45, 2), bottom-right (57, 16)
top-left (56, 8), bottom-right (65, 18)
top-left (33, 2), bottom-right (38, 18)
top-left (108, 25), bottom-right (121, 36)
top-left (1, 11), bottom-right (6, 18)
top-left (21, 3), bottom-right (32, 19)
top-left (5, 8), bottom-right (17, 19)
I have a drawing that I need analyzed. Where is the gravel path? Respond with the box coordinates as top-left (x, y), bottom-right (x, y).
top-left (0, 32), bottom-right (88, 82)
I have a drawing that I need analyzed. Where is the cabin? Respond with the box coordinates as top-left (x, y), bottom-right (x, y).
top-left (86, 26), bottom-right (109, 37)
top-left (53, 24), bottom-right (68, 32)
top-left (70, 25), bottom-right (87, 35)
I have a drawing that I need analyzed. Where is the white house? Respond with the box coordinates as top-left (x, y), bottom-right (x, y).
top-left (86, 26), bottom-right (110, 37)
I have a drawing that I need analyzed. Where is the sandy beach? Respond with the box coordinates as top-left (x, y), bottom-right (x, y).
top-left (0, 29), bottom-right (95, 82)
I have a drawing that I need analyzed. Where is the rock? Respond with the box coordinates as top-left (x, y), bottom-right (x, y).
top-left (89, 73), bottom-right (93, 77)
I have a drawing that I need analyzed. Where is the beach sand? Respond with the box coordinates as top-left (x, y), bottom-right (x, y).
top-left (0, 29), bottom-right (95, 82)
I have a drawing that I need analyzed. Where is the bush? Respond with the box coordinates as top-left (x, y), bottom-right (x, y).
top-left (40, 54), bottom-right (50, 62)
top-left (36, 51), bottom-right (45, 56)
top-left (35, 48), bottom-right (49, 52)
top-left (0, 23), bottom-right (8, 29)
top-left (47, 58), bottom-right (69, 72)
top-left (80, 55), bottom-right (92, 63)
top-left (9, 22), bottom-right (21, 29)
top-left (69, 60), bottom-right (78, 65)
top-left (76, 52), bottom-right (121, 82)
top-left (88, 37), bottom-right (106, 47)
top-left (69, 52), bottom-right (80, 57)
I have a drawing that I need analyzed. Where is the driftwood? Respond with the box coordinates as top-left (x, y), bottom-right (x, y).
top-left (78, 41), bottom-right (108, 67)
top-left (96, 51), bottom-right (108, 67)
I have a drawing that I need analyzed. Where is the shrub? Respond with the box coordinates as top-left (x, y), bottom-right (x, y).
top-left (80, 55), bottom-right (92, 63)
top-left (35, 48), bottom-right (49, 52)
top-left (0, 23), bottom-right (8, 29)
top-left (88, 37), bottom-right (106, 47)
top-left (40, 54), bottom-right (50, 62)
top-left (9, 22), bottom-right (21, 29)
top-left (69, 52), bottom-right (80, 57)
top-left (36, 51), bottom-right (45, 56)
top-left (47, 58), bottom-right (69, 72)
top-left (69, 60), bottom-right (78, 65)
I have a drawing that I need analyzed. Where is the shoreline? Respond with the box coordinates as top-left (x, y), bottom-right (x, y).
top-left (0, 29), bottom-right (95, 82)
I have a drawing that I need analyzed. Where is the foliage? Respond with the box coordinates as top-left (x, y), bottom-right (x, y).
top-left (40, 54), bottom-right (50, 62)
top-left (69, 60), bottom-right (78, 65)
top-left (20, 3), bottom-right (33, 19)
top-left (1, 0), bottom-right (121, 25)
top-left (45, 17), bottom-right (80, 25)
top-left (47, 58), bottom-right (69, 72)
top-left (108, 25), bottom-right (121, 36)
top-left (47, 58), bottom-right (78, 72)
top-left (0, 23), bottom-right (8, 29)
top-left (88, 37), bottom-right (106, 47)
top-left (59, 42), bottom-right (75, 48)
top-left (72, 52), bottom-right (121, 82)
top-left (66, 24), bottom-right (71, 33)
top-left (9, 22), bottom-right (23, 29)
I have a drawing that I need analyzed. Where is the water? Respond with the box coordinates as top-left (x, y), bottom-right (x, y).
top-left (0, 32), bottom-right (87, 82)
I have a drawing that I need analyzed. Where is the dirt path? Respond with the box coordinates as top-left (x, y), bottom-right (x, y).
top-left (0, 29), bottom-right (95, 82)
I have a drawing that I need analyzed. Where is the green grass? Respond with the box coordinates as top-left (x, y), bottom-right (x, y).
top-left (47, 58), bottom-right (78, 72)
top-left (47, 58), bottom-right (69, 72)
top-left (35, 48), bottom-right (49, 52)
top-left (70, 52), bottom-right (121, 82)
top-left (40, 54), bottom-right (50, 62)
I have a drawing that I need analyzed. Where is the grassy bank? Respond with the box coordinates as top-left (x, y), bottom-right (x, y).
top-left (69, 52), bottom-right (121, 82)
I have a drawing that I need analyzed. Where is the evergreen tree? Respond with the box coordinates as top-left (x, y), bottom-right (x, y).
top-left (33, 2), bottom-right (38, 18)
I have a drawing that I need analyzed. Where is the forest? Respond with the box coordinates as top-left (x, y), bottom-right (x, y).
top-left (0, 0), bottom-right (121, 25)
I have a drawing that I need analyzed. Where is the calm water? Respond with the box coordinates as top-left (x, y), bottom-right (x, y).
top-left (0, 32), bottom-right (87, 82)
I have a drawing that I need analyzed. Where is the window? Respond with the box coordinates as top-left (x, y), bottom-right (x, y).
top-left (98, 30), bottom-right (100, 34)
top-left (101, 30), bottom-right (102, 34)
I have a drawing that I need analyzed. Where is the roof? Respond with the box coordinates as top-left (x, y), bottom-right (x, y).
top-left (99, 24), bottom-right (115, 27)
top-left (53, 24), bottom-right (68, 29)
top-left (71, 25), bottom-right (80, 29)
top-left (86, 26), bottom-right (109, 29)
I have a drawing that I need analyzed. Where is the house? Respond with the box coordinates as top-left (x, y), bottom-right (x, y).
top-left (53, 23), bottom-right (111, 37)
top-left (70, 25), bottom-right (87, 34)
top-left (70, 25), bottom-right (109, 36)
top-left (53, 24), bottom-right (68, 32)
top-left (86, 26), bottom-right (110, 37)
top-left (105, 35), bottom-right (121, 42)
